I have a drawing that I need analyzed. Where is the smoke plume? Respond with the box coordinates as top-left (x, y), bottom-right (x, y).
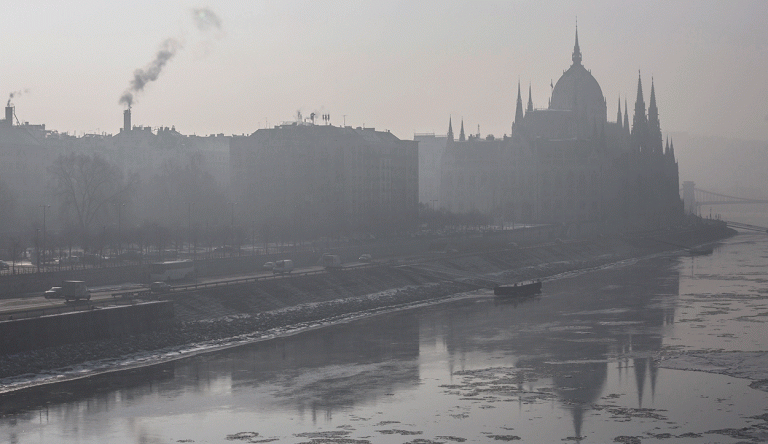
top-left (192, 8), bottom-right (222, 31)
top-left (119, 38), bottom-right (181, 107)
top-left (7, 89), bottom-right (30, 107)
top-left (118, 7), bottom-right (222, 108)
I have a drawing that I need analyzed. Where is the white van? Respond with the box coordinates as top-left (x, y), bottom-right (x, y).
top-left (62, 280), bottom-right (91, 302)
top-left (322, 254), bottom-right (342, 269)
top-left (273, 259), bottom-right (294, 274)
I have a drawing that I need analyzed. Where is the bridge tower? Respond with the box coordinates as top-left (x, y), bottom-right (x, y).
top-left (682, 181), bottom-right (696, 215)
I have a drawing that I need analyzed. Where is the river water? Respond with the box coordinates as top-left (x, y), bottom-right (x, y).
top-left (2, 233), bottom-right (768, 443)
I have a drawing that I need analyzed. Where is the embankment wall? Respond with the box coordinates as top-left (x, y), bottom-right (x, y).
top-left (0, 301), bottom-right (173, 355)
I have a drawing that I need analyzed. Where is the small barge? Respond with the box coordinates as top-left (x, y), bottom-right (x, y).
top-left (493, 281), bottom-right (542, 297)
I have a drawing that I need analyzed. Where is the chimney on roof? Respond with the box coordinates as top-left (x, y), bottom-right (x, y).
top-left (123, 108), bottom-right (131, 133)
top-left (5, 105), bottom-right (13, 127)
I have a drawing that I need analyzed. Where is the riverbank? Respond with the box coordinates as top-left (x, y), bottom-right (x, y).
top-left (0, 223), bottom-right (736, 393)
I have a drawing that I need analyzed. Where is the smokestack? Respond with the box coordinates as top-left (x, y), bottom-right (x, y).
top-left (5, 105), bottom-right (13, 127)
top-left (123, 108), bottom-right (131, 133)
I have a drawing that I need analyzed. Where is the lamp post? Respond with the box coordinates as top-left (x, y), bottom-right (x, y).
top-left (116, 203), bottom-right (124, 257)
top-left (187, 202), bottom-right (193, 255)
top-left (229, 202), bottom-right (236, 255)
top-left (35, 228), bottom-right (40, 273)
top-left (40, 204), bottom-right (50, 269)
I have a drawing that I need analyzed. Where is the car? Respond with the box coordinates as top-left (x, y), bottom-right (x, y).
top-left (263, 261), bottom-right (275, 270)
top-left (0, 260), bottom-right (9, 270)
top-left (44, 286), bottom-right (63, 299)
top-left (272, 259), bottom-right (294, 274)
top-left (150, 281), bottom-right (172, 293)
top-left (358, 254), bottom-right (372, 262)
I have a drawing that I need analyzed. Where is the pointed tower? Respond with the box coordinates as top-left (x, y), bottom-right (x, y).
top-left (617, 97), bottom-right (622, 128)
top-left (572, 23), bottom-right (582, 65)
top-left (459, 119), bottom-right (466, 142)
top-left (527, 84), bottom-right (533, 113)
top-left (623, 98), bottom-right (630, 135)
top-left (447, 116), bottom-right (454, 142)
top-left (647, 78), bottom-right (663, 156)
top-left (514, 80), bottom-right (524, 127)
top-left (631, 71), bottom-right (648, 153)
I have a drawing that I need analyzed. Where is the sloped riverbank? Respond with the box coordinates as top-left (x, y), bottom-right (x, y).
top-left (0, 224), bottom-right (735, 392)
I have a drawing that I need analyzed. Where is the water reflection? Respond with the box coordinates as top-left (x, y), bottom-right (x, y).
top-left (426, 257), bottom-right (681, 438)
top-left (3, 238), bottom-right (768, 443)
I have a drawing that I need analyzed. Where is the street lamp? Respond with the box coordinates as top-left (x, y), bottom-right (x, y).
top-left (116, 202), bottom-right (124, 257)
top-left (229, 202), bottom-right (237, 256)
top-left (187, 202), bottom-right (195, 258)
top-left (40, 204), bottom-right (50, 269)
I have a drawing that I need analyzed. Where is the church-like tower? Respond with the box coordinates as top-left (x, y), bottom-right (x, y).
top-left (514, 81), bottom-right (524, 128)
top-left (647, 78), bottom-right (663, 156)
top-left (631, 72), bottom-right (648, 154)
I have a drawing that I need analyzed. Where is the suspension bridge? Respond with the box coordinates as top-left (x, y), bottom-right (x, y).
top-left (682, 181), bottom-right (768, 232)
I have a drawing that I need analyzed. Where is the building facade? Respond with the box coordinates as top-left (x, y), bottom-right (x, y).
top-left (439, 28), bottom-right (683, 230)
top-left (231, 123), bottom-right (419, 237)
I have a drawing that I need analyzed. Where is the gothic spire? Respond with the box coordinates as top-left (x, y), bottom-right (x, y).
top-left (514, 80), bottom-right (524, 127)
top-left (647, 77), bottom-right (663, 156)
top-left (459, 119), bottom-right (466, 142)
top-left (617, 97), bottom-right (622, 128)
top-left (447, 116), bottom-right (454, 142)
top-left (572, 22), bottom-right (582, 65)
top-left (527, 84), bottom-right (533, 113)
top-left (623, 98), bottom-right (630, 134)
top-left (632, 71), bottom-right (648, 153)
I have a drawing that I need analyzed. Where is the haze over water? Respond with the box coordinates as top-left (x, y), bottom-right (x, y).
top-left (2, 232), bottom-right (768, 443)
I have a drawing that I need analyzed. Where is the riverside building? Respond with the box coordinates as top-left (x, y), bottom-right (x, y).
top-left (439, 27), bottom-right (683, 232)
top-left (230, 123), bottom-right (419, 237)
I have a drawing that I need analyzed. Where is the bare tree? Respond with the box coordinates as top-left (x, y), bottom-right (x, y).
top-left (48, 153), bottom-right (135, 251)
top-left (0, 177), bottom-right (18, 233)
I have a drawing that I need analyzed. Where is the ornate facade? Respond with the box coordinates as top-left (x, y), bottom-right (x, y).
top-left (439, 28), bottom-right (683, 230)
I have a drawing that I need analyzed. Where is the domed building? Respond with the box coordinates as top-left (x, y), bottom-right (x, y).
top-left (549, 28), bottom-right (607, 137)
top-left (438, 27), bottom-right (683, 233)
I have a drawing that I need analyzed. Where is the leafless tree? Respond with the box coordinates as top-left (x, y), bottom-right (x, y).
top-left (0, 177), bottom-right (18, 233)
top-left (48, 153), bottom-right (135, 251)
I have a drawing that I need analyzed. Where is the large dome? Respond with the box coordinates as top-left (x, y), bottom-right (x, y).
top-left (549, 29), bottom-right (607, 128)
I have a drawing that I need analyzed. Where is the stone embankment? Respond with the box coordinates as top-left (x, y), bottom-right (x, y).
top-left (0, 222), bottom-right (735, 382)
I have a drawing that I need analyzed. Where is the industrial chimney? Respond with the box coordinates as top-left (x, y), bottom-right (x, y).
top-left (123, 108), bottom-right (131, 133)
top-left (5, 105), bottom-right (13, 127)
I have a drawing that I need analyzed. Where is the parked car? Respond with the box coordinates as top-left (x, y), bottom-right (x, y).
top-left (150, 281), bottom-right (172, 294)
top-left (0, 260), bottom-right (9, 270)
top-left (44, 286), bottom-right (63, 299)
top-left (358, 254), bottom-right (372, 262)
top-left (263, 261), bottom-right (275, 270)
top-left (59, 256), bottom-right (80, 266)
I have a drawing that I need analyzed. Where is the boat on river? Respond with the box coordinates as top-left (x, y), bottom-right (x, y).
top-left (493, 280), bottom-right (542, 297)
top-left (689, 245), bottom-right (714, 256)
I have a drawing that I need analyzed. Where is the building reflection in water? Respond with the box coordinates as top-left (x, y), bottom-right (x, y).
top-left (0, 257), bottom-right (681, 441)
top-left (437, 257), bottom-right (680, 439)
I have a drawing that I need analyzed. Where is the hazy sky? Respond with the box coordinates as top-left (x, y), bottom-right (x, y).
top-left (3, 1), bottom-right (767, 141)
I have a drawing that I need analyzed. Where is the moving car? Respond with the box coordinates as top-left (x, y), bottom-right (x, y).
top-left (0, 260), bottom-right (9, 270)
top-left (358, 254), bottom-right (372, 262)
top-left (322, 254), bottom-right (342, 269)
top-left (272, 259), bottom-right (294, 274)
top-left (263, 261), bottom-right (275, 270)
top-left (61, 280), bottom-right (91, 301)
top-left (44, 286), bottom-right (63, 299)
